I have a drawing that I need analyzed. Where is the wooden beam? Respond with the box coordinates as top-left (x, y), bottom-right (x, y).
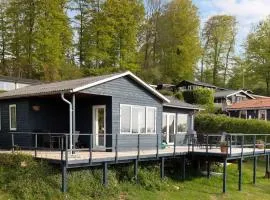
top-left (160, 157), bottom-right (165, 179)
top-left (223, 159), bottom-right (227, 193)
top-left (238, 158), bottom-right (242, 191)
top-left (103, 162), bottom-right (108, 187)
top-left (266, 155), bottom-right (269, 177)
top-left (207, 161), bottom-right (211, 179)
top-left (253, 156), bottom-right (257, 185)
top-left (61, 162), bottom-right (67, 192)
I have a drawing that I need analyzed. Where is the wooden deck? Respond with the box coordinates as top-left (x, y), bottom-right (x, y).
top-left (1, 146), bottom-right (269, 165)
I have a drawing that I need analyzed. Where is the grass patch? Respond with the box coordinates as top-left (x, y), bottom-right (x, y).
top-left (0, 153), bottom-right (269, 199)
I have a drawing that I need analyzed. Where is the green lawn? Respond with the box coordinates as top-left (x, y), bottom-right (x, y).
top-left (0, 154), bottom-right (269, 200)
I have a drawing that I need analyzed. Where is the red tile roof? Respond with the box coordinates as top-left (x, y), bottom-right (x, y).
top-left (228, 98), bottom-right (270, 110)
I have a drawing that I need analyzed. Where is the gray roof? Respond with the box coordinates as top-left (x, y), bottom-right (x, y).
top-left (177, 80), bottom-right (218, 89)
top-left (163, 96), bottom-right (200, 110)
top-left (0, 71), bottom-right (170, 102)
top-left (214, 90), bottom-right (254, 99)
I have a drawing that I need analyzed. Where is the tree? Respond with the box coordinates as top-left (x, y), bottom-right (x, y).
top-left (246, 16), bottom-right (270, 95)
top-left (4, 0), bottom-right (72, 80)
top-left (0, 0), bottom-right (9, 74)
top-left (201, 15), bottom-right (237, 86)
top-left (157, 0), bottom-right (201, 83)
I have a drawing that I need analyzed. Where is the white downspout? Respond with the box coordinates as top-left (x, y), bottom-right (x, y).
top-left (61, 93), bottom-right (73, 152)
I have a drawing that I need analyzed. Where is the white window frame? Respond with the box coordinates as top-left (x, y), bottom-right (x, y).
top-left (120, 104), bottom-right (157, 134)
top-left (9, 104), bottom-right (17, 131)
top-left (258, 110), bottom-right (267, 121)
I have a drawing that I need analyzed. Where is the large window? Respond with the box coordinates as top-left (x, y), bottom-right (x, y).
top-left (239, 110), bottom-right (247, 119)
top-left (177, 114), bottom-right (188, 133)
top-left (9, 104), bottom-right (17, 131)
top-left (258, 110), bottom-right (267, 120)
top-left (120, 105), bottom-right (156, 134)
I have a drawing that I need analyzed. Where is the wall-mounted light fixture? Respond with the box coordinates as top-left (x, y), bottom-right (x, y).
top-left (32, 105), bottom-right (40, 111)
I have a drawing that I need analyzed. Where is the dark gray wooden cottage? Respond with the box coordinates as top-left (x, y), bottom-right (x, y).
top-left (0, 71), bottom-right (199, 151)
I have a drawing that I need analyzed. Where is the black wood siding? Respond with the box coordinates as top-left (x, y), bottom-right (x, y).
top-left (0, 99), bottom-right (31, 148)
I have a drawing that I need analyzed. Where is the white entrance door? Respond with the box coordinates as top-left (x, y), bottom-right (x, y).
top-left (162, 113), bottom-right (176, 144)
top-left (92, 105), bottom-right (106, 148)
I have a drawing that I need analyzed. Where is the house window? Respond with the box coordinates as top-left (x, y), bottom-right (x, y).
top-left (9, 104), bottom-right (17, 131)
top-left (239, 110), bottom-right (247, 119)
top-left (177, 114), bottom-right (188, 133)
top-left (146, 107), bottom-right (156, 134)
top-left (120, 105), bottom-right (156, 134)
top-left (258, 110), bottom-right (267, 120)
top-left (132, 106), bottom-right (146, 134)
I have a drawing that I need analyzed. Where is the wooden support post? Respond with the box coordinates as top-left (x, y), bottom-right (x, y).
top-left (103, 162), bottom-right (108, 187)
top-left (266, 155), bottom-right (270, 178)
top-left (238, 158), bottom-right (242, 191)
top-left (223, 159), bottom-right (227, 193)
top-left (34, 134), bottom-right (37, 158)
top-left (207, 161), bottom-right (211, 179)
top-left (253, 156), bottom-right (257, 184)
top-left (134, 159), bottom-right (138, 183)
top-left (182, 156), bottom-right (186, 180)
top-left (160, 157), bottom-right (165, 179)
top-left (61, 162), bottom-right (67, 192)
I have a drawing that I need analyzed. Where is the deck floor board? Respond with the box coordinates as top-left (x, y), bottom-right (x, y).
top-left (0, 146), bottom-right (269, 164)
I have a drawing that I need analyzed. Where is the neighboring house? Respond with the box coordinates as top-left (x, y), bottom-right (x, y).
top-left (227, 98), bottom-right (270, 120)
top-left (214, 90), bottom-right (255, 111)
top-left (0, 76), bottom-right (40, 91)
top-left (0, 71), bottom-right (199, 150)
top-left (176, 80), bottom-right (225, 91)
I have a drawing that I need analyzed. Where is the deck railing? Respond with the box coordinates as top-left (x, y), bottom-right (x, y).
top-left (7, 132), bottom-right (270, 164)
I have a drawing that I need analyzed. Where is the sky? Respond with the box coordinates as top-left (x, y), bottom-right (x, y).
top-left (192, 0), bottom-right (270, 54)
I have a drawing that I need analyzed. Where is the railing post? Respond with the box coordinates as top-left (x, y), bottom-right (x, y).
top-left (89, 134), bottom-right (92, 163)
top-left (253, 135), bottom-right (256, 155)
top-left (192, 134), bottom-right (194, 153)
top-left (65, 135), bottom-right (68, 166)
top-left (11, 133), bottom-right (14, 153)
top-left (156, 133), bottom-right (159, 159)
top-left (61, 135), bottom-right (64, 162)
top-left (230, 135), bottom-right (232, 156)
top-left (241, 135), bottom-right (244, 157)
top-left (115, 133), bottom-right (118, 162)
top-left (264, 135), bottom-right (267, 154)
top-left (35, 133), bottom-right (37, 158)
top-left (206, 134), bottom-right (209, 154)
top-left (137, 134), bottom-right (140, 160)
top-left (173, 133), bottom-right (176, 157)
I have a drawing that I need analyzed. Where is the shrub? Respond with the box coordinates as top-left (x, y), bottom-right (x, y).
top-left (183, 88), bottom-right (214, 105)
top-left (195, 113), bottom-right (270, 134)
top-left (173, 91), bottom-right (184, 101)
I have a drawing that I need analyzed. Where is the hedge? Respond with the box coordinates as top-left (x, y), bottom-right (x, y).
top-left (195, 113), bottom-right (270, 134)
top-left (182, 88), bottom-right (214, 105)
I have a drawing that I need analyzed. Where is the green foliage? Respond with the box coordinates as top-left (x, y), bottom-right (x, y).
top-left (182, 88), bottom-right (214, 111)
top-left (1, 0), bottom-right (73, 81)
top-left (0, 154), bottom-right (269, 199)
top-left (139, 0), bottom-right (201, 83)
top-left (200, 15), bottom-right (237, 86)
top-left (195, 113), bottom-right (270, 134)
top-left (246, 16), bottom-right (270, 95)
top-left (173, 91), bottom-right (184, 101)
top-left (158, 89), bottom-right (174, 97)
